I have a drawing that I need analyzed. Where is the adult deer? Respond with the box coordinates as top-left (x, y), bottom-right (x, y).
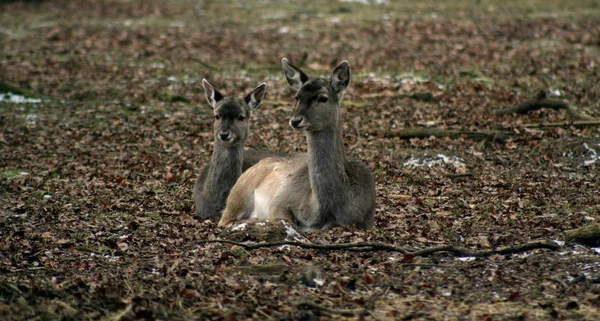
top-left (193, 79), bottom-right (274, 220)
top-left (219, 59), bottom-right (376, 230)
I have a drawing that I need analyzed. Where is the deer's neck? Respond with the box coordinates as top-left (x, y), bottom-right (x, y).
top-left (206, 141), bottom-right (244, 191)
top-left (306, 125), bottom-right (348, 218)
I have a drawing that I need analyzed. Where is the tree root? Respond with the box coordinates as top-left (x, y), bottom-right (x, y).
top-left (494, 90), bottom-right (589, 120)
top-left (199, 239), bottom-right (560, 258)
top-left (368, 128), bottom-right (517, 143)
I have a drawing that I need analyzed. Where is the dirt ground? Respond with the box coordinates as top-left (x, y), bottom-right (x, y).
top-left (1, 0), bottom-right (600, 320)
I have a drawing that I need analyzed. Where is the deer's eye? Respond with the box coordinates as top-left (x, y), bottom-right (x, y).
top-left (317, 96), bottom-right (328, 103)
top-left (214, 115), bottom-right (220, 120)
top-left (237, 115), bottom-right (246, 122)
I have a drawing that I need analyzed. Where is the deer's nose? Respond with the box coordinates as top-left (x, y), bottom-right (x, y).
top-left (290, 117), bottom-right (303, 128)
top-left (219, 131), bottom-right (231, 141)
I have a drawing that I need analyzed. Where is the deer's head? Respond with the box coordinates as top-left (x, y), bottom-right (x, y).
top-left (202, 79), bottom-right (266, 147)
top-left (282, 58), bottom-right (350, 132)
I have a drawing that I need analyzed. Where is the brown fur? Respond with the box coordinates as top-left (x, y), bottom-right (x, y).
top-left (193, 80), bottom-right (280, 220)
top-left (220, 59), bottom-right (376, 231)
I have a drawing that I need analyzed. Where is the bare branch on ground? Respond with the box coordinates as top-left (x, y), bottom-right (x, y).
top-left (494, 90), bottom-right (590, 120)
top-left (522, 120), bottom-right (600, 128)
top-left (368, 128), bottom-right (517, 143)
top-left (296, 301), bottom-right (364, 316)
top-left (199, 239), bottom-right (560, 258)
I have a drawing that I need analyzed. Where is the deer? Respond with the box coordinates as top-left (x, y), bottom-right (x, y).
top-left (218, 58), bottom-right (376, 231)
top-left (193, 79), bottom-right (275, 220)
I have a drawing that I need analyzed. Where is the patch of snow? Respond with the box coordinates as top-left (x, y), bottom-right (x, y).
top-left (581, 142), bottom-right (600, 166)
top-left (592, 248), bottom-right (600, 254)
top-left (150, 63), bottom-right (165, 69)
top-left (457, 257), bottom-right (476, 262)
top-left (549, 88), bottom-right (562, 97)
top-left (313, 277), bottom-right (325, 287)
top-left (168, 76), bottom-right (177, 81)
top-left (102, 254), bottom-right (121, 262)
top-left (231, 222), bottom-right (248, 231)
top-left (283, 221), bottom-right (304, 241)
top-left (0, 92), bottom-right (42, 104)
top-left (278, 27), bottom-right (289, 33)
top-left (553, 240), bottom-right (565, 247)
top-left (25, 114), bottom-right (38, 125)
top-left (398, 72), bottom-right (430, 84)
top-left (513, 252), bottom-right (532, 259)
top-left (404, 154), bottom-right (466, 168)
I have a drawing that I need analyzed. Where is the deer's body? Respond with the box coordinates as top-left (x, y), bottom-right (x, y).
top-left (220, 59), bottom-right (376, 230)
top-left (193, 80), bottom-right (270, 220)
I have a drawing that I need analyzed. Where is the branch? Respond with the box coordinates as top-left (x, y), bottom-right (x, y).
top-left (199, 239), bottom-right (560, 258)
top-left (199, 239), bottom-right (409, 254)
top-left (368, 128), bottom-right (517, 143)
top-left (296, 301), bottom-right (364, 316)
top-left (411, 240), bottom-right (560, 257)
top-left (564, 224), bottom-right (600, 246)
top-left (494, 90), bottom-right (588, 120)
top-left (188, 57), bottom-right (220, 71)
top-left (522, 120), bottom-right (600, 128)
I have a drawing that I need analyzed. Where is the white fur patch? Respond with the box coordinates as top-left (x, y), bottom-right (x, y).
top-left (248, 93), bottom-right (258, 109)
top-left (251, 189), bottom-right (270, 220)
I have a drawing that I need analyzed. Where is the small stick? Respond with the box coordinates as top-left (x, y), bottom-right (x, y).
top-left (494, 90), bottom-right (588, 120)
top-left (199, 239), bottom-right (560, 258)
top-left (368, 128), bottom-right (517, 143)
top-left (296, 301), bottom-right (364, 317)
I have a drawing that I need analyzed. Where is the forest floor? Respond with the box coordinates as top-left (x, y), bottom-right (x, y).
top-left (1, 0), bottom-right (600, 320)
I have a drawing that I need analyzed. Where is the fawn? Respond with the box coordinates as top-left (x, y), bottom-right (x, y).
top-left (219, 59), bottom-right (376, 230)
top-left (193, 79), bottom-right (274, 220)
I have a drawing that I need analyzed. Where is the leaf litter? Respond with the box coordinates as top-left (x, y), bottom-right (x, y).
top-left (1, 0), bottom-right (600, 320)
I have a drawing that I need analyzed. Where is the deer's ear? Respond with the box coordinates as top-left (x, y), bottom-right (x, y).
top-left (244, 83), bottom-right (267, 110)
top-left (202, 79), bottom-right (224, 109)
top-left (331, 61), bottom-right (351, 97)
top-left (282, 58), bottom-right (309, 91)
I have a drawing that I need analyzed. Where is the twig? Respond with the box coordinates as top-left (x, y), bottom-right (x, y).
top-left (102, 303), bottom-right (133, 321)
top-left (368, 128), bottom-right (517, 143)
top-left (448, 173), bottom-right (474, 180)
top-left (400, 263), bottom-right (454, 268)
top-left (494, 90), bottom-right (588, 120)
top-left (199, 239), bottom-right (560, 258)
top-left (411, 240), bottom-right (560, 257)
top-left (296, 301), bottom-right (364, 316)
top-left (522, 120), bottom-right (600, 128)
top-left (199, 239), bottom-right (409, 254)
top-left (188, 57), bottom-right (220, 71)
